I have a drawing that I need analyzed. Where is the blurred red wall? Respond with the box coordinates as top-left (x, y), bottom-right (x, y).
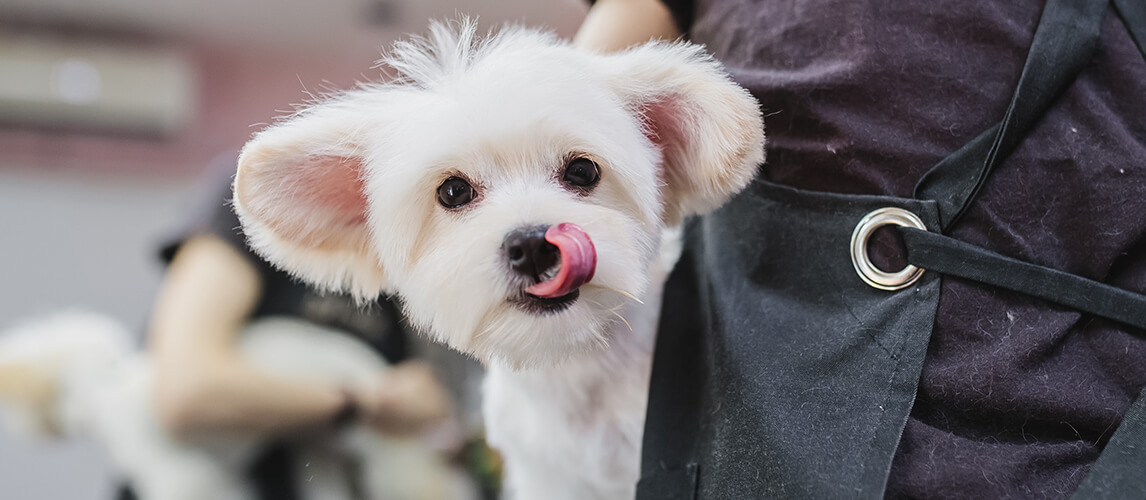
top-left (0, 43), bottom-right (380, 178)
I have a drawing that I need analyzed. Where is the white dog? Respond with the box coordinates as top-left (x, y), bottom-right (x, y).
top-left (233, 20), bottom-right (764, 500)
top-left (0, 311), bottom-right (459, 500)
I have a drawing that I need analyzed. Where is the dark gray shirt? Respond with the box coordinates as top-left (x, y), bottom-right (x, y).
top-left (664, 0), bottom-right (1146, 496)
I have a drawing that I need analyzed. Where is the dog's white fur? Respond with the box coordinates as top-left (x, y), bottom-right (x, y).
top-left (234, 20), bottom-right (764, 499)
top-left (0, 311), bottom-right (459, 500)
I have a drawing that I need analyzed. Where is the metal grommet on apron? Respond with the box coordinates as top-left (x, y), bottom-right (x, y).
top-left (637, 0), bottom-right (1146, 499)
top-left (850, 208), bottom-right (926, 291)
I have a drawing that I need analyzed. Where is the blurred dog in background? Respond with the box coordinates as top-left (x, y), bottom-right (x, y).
top-left (0, 311), bottom-right (462, 500)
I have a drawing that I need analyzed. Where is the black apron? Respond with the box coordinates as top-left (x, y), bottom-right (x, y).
top-left (636, 0), bottom-right (1146, 498)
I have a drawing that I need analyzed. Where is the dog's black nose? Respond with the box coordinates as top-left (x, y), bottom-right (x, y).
top-left (504, 225), bottom-right (559, 281)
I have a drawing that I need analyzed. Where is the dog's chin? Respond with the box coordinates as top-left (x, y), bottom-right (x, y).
top-left (462, 288), bottom-right (622, 369)
top-left (509, 289), bottom-right (581, 315)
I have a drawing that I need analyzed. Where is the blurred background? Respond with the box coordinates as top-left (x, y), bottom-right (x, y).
top-left (0, 0), bottom-right (586, 498)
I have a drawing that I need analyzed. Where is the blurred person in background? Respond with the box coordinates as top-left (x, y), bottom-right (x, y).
top-left (126, 152), bottom-right (463, 500)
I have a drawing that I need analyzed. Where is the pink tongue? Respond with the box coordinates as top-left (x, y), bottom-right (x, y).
top-left (525, 223), bottom-right (597, 299)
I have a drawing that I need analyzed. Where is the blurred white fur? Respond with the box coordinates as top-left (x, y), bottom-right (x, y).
top-left (0, 311), bottom-right (461, 500)
top-left (234, 19), bottom-right (764, 499)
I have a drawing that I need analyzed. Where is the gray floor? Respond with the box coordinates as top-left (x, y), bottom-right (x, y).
top-left (0, 166), bottom-right (195, 500)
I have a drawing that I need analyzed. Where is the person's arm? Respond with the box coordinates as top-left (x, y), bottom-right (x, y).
top-left (149, 234), bottom-right (453, 439)
top-left (149, 234), bottom-right (345, 438)
top-left (573, 0), bottom-right (681, 52)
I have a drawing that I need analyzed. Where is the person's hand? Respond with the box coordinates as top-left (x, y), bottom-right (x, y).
top-left (356, 361), bottom-right (454, 436)
top-left (0, 362), bottom-right (60, 436)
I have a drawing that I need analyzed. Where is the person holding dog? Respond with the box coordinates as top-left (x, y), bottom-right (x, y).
top-left (576, 0), bottom-right (1146, 498)
top-left (130, 154), bottom-right (458, 500)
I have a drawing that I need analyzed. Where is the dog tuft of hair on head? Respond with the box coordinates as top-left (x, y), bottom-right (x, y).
top-left (234, 18), bottom-right (764, 367)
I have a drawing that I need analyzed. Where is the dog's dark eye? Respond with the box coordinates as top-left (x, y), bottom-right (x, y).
top-left (562, 158), bottom-right (600, 189)
top-left (437, 176), bottom-right (475, 209)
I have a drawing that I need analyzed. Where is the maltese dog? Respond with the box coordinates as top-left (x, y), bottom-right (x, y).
top-left (234, 20), bottom-right (764, 500)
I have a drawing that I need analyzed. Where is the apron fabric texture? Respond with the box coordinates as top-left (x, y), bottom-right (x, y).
top-left (637, 0), bottom-right (1146, 498)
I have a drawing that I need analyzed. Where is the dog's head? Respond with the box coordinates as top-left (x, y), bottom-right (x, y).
top-left (234, 21), bottom-right (764, 367)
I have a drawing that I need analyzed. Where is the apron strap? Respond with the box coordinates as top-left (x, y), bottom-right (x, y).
top-left (913, 0), bottom-right (1109, 231)
top-left (901, 2), bottom-right (1146, 493)
top-left (901, 228), bottom-right (1146, 332)
top-left (1114, 0), bottom-right (1146, 60)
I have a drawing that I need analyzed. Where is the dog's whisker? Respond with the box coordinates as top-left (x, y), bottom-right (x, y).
top-left (584, 329), bottom-right (611, 352)
top-left (596, 336), bottom-right (611, 351)
top-left (584, 297), bottom-right (621, 314)
top-left (601, 302), bottom-right (629, 318)
top-left (585, 284), bottom-right (644, 305)
top-left (580, 297), bottom-right (630, 332)
top-left (610, 310), bottom-right (633, 332)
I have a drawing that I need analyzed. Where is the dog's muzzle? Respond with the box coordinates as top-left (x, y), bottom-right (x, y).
top-left (504, 225), bottom-right (560, 282)
top-left (503, 223), bottom-right (597, 300)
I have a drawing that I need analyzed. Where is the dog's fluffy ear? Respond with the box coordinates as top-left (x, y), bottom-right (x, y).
top-left (605, 42), bottom-right (765, 225)
top-left (234, 101), bottom-right (386, 298)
